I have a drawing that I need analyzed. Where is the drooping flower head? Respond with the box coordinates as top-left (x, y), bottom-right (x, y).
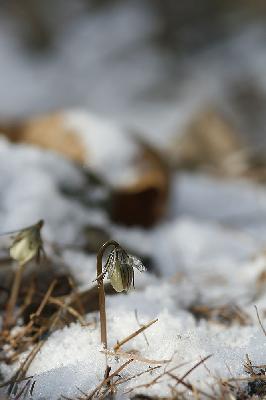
top-left (104, 246), bottom-right (146, 292)
top-left (10, 220), bottom-right (44, 264)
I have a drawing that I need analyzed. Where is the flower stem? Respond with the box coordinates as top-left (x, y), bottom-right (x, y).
top-left (96, 240), bottom-right (119, 348)
top-left (5, 262), bottom-right (25, 328)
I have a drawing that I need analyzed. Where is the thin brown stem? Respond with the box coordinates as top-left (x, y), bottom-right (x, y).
top-left (11, 279), bottom-right (57, 342)
top-left (5, 262), bottom-right (26, 328)
top-left (96, 240), bottom-right (119, 349)
top-left (114, 318), bottom-right (158, 352)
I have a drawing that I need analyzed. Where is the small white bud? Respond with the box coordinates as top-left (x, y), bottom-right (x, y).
top-left (10, 220), bottom-right (44, 264)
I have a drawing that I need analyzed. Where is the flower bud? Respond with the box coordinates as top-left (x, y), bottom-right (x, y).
top-left (104, 246), bottom-right (145, 292)
top-left (109, 262), bottom-right (134, 292)
top-left (10, 220), bottom-right (44, 264)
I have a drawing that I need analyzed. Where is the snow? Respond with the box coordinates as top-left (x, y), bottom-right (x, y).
top-left (0, 131), bottom-right (266, 400)
top-left (3, 306), bottom-right (266, 399)
top-left (0, 136), bottom-right (107, 244)
top-left (2, 123), bottom-right (266, 398)
top-left (64, 110), bottom-right (140, 187)
top-left (0, 126), bottom-right (266, 400)
top-left (173, 173), bottom-right (266, 227)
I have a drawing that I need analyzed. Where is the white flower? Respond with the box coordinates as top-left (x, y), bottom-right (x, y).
top-left (10, 220), bottom-right (44, 264)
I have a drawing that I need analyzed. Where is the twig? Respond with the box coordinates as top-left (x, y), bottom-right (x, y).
top-left (7, 340), bottom-right (44, 395)
top-left (180, 355), bottom-right (212, 381)
top-left (35, 279), bottom-right (57, 318)
top-left (0, 375), bottom-right (33, 389)
top-left (164, 355), bottom-right (213, 399)
top-left (14, 378), bottom-right (31, 399)
top-left (102, 349), bottom-right (170, 365)
top-left (244, 353), bottom-right (255, 375)
top-left (114, 318), bottom-right (158, 352)
top-left (49, 296), bottom-right (87, 325)
top-left (3, 305), bottom-right (64, 394)
top-left (168, 372), bottom-right (216, 400)
top-left (87, 359), bottom-right (134, 399)
top-left (12, 279), bottom-right (57, 341)
top-left (116, 365), bottom-right (161, 385)
top-left (123, 362), bottom-right (190, 395)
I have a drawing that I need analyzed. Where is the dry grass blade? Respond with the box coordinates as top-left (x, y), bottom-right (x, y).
top-left (166, 355), bottom-right (214, 399)
top-left (102, 349), bottom-right (170, 365)
top-left (114, 318), bottom-right (158, 352)
top-left (6, 340), bottom-right (44, 395)
top-left (115, 365), bottom-right (161, 386)
top-left (168, 372), bottom-right (216, 400)
top-left (180, 355), bottom-right (212, 381)
top-left (86, 358), bottom-right (134, 399)
top-left (135, 309), bottom-right (149, 347)
top-left (12, 279), bottom-right (57, 342)
top-left (244, 353), bottom-right (255, 376)
top-left (48, 296), bottom-right (86, 325)
top-left (228, 375), bottom-right (266, 382)
top-left (14, 378), bottom-right (31, 399)
top-left (100, 366), bottom-right (162, 399)
top-left (34, 279), bottom-right (58, 318)
top-left (0, 376), bottom-right (33, 390)
top-left (124, 361), bottom-right (191, 395)
top-left (2, 304), bottom-right (65, 395)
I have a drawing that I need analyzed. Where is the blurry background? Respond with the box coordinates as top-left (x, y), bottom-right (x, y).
top-left (2, 0), bottom-right (266, 234)
top-left (3, 6), bottom-right (266, 395)
top-left (1, 0), bottom-right (266, 144)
